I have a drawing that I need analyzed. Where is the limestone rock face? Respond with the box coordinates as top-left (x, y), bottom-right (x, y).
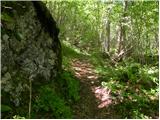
top-left (1, 1), bottom-right (61, 108)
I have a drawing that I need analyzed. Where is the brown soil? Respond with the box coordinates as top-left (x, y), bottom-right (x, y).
top-left (70, 59), bottom-right (120, 119)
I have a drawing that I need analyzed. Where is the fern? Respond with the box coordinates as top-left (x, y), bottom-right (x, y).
top-left (33, 86), bottom-right (72, 118)
top-left (60, 71), bottom-right (80, 101)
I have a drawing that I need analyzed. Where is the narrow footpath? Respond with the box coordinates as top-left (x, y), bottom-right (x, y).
top-left (70, 59), bottom-right (119, 119)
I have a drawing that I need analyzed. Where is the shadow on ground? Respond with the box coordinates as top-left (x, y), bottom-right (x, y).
top-left (70, 59), bottom-right (159, 119)
top-left (70, 59), bottom-right (120, 118)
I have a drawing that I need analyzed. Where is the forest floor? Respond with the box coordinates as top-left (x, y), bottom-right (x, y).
top-left (62, 45), bottom-right (158, 119)
top-left (70, 59), bottom-right (120, 119)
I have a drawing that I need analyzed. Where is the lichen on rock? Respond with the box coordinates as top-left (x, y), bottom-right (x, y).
top-left (1, 1), bottom-right (62, 112)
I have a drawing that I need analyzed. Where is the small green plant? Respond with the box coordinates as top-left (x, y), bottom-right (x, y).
top-left (1, 104), bottom-right (12, 112)
top-left (106, 63), bottom-right (142, 83)
top-left (33, 86), bottom-right (72, 118)
top-left (13, 115), bottom-right (25, 119)
top-left (139, 66), bottom-right (158, 88)
top-left (132, 110), bottom-right (150, 119)
top-left (58, 71), bottom-right (80, 101)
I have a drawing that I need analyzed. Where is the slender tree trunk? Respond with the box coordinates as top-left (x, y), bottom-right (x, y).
top-left (106, 20), bottom-right (110, 52)
top-left (116, 1), bottom-right (128, 55)
top-left (117, 24), bottom-right (123, 54)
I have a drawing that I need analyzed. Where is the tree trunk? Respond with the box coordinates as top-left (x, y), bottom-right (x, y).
top-left (116, 24), bottom-right (123, 54)
top-left (106, 20), bottom-right (110, 52)
top-left (116, 1), bottom-right (128, 55)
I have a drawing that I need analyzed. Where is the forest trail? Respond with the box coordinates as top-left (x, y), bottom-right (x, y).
top-left (70, 59), bottom-right (119, 119)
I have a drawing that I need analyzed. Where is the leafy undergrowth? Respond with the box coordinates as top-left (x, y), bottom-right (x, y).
top-left (62, 44), bottom-right (159, 119)
top-left (4, 40), bottom-right (157, 119)
top-left (98, 61), bottom-right (159, 119)
top-left (1, 70), bottom-right (80, 119)
top-left (57, 70), bottom-right (80, 102)
top-left (1, 44), bottom-right (81, 119)
top-left (62, 43), bottom-right (92, 70)
top-left (31, 70), bottom-right (80, 119)
top-left (32, 85), bottom-right (72, 118)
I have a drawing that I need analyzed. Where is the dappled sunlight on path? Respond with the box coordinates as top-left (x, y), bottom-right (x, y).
top-left (70, 59), bottom-right (159, 119)
top-left (71, 59), bottom-right (98, 82)
top-left (71, 59), bottom-right (116, 118)
top-left (91, 86), bottom-right (112, 108)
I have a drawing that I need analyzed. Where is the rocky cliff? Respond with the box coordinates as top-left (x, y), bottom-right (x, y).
top-left (1, 1), bottom-right (61, 117)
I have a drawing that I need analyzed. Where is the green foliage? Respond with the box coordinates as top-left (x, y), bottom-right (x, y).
top-left (62, 43), bottom-right (89, 69)
top-left (139, 66), bottom-right (158, 88)
top-left (1, 104), bottom-right (12, 112)
top-left (113, 97), bottom-right (158, 119)
top-left (2, 0), bottom-right (158, 119)
top-left (58, 71), bottom-right (80, 101)
top-left (132, 110), bottom-right (150, 119)
top-left (1, 13), bottom-right (14, 22)
top-left (47, 0), bottom-right (158, 64)
top-left (115, 63), bottom-right (141, 83)
top-left (13, 115), bottom-right (25, 119)
top-left (33, 86), bottom-right (72, 118)
top-left (103, 62), bottom-right (158, 86)
top-left (100, 61), bottom-right (158, 119)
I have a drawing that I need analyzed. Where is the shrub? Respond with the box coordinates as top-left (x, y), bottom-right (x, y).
top-left (33, 85), bottom-right (72, 118)
top-left (58, 71), bottom-right (80, 101)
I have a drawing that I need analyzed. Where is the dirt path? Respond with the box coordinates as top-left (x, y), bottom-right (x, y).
top-left (70, 59), bottom-right (119, 119)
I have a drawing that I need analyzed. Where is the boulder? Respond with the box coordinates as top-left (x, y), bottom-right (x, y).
top-left (1, 1), bottom-right (62, 115)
